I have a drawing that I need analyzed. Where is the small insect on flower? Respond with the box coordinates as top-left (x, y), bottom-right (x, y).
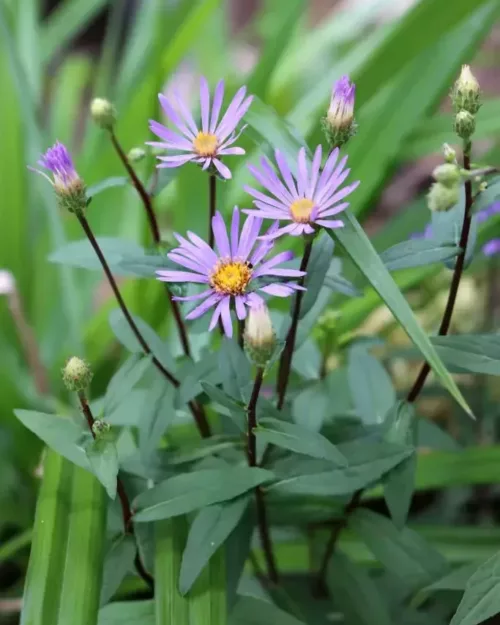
top-left (156, 208), bottom-right (306, 337)
top-left (148, 77), bottom-right (253, 180)
top-left (244, 144), bottom-right (359, 240)
top-left (30, 142), bottom-right (87, 215)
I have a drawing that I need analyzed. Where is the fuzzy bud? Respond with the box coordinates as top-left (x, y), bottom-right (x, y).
top-left (322, 75), bottom-right (357, 149)
top-left (452, 65), bottom-right (481, 114)
top-left (432, 163), bottom-right (461, 188)
top-left (128, 147), bottom-right (146, 162)
top-left (427, 182), bottom-right (459, 213)
top-left (454, 110), bottom-right (476, 139)
top-left (90, 98), bottom-right (116, 130)
top-left (92, 419), bottom-right (111, 439)
top-left (244, 304), bottom-right (276, 367)
top-left (443, 143), bottom-right (457, 164)
top-left (62, 357), bottom-right (93, 392)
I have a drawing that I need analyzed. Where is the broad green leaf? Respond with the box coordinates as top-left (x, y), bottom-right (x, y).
top-left (450, 551), bottom-right (500, 625)
top-left (323, 273), bottom-right (361, 298)
top-left (380, 239), bottom-right (460, 272)
top-left (179, 495), bottom-right (250, 594)
top-left (139, 379), bottom-right (175, 459)
top-left (162, 436), bottom-right (241, 466)
top-left (347, 345), bottom-right (395, 424)
top-left (87, 177), bottom-right (129, 198)
top-left (176, 352), bottom-right (223, 406)
top-left (349, 509), bottom-right (448, 594)
top-left (413, 561), bottom-right (483, 608)
top-left (225, 509), bottom-right (254, 609)
top-left (430, 197), bottom-right (477, 269)
top-left (268, 440), bottom-right (412, 496)
top-left (98, 601), bottom-right (154, 625)
top-left (431, 335), bottom-right (500, 376)
top-left (133, 468), bottom-right (274, 522)
top-left (100, 535), bottom-right (136, 606)
top-left (218, 339), bottom-right (252, 403)
top-left (85, 438), bottom-right (119, 499)
top-left (230, 595), bottom-right (306, 625)
top-left (330, 211), bottom-right (472, 417)
top-left (327, 551), bottom-right (393, 625)
top-left (49, 237), bottom-right (145, 274)
top-left (255, 418), bottom-right (347, 466)
top-left (299, 233), bottom-right (334, 318)
top-left (201, 382), bottom-right (246, 421)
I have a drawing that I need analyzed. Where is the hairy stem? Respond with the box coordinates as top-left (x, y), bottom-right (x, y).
top-left (276, 238), bottom-right (313, 409)
top-left (77, 390), bottom-right (154, 590)
top-left (77, 213), bottom-right (211, 438)
top-left (109, 130), bottom-right (192, 358)
top-left (247, 367), bottom-right (279, 584)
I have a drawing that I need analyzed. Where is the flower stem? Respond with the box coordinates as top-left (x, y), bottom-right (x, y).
top-left (77, 213), bottom-right (211, 438)
top-left (109, 130), bottom-right (192, 359)
top-left (407, 142), bottom-right (473, 403)
top-left (276, 238), bottom-right (314, 409)
top-left (247, 367), bottom-right (279, 584)
top-left (209, 173), bottom-right (216, 248)
top-left (77, 389), bottom-right (154, 590)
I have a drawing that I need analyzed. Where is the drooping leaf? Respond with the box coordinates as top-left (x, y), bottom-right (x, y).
top-left (413, 561), bottom-right (483, 608)
top-left (49, 237), bottom-right (145, 274)
top-left (179, 495), bottom-right (250, 595)
top-left (299, 233), bottom-right (335, 318)
top-left (139, 379), bottom-right (175, 460)
top-left (133, 468), bottom-right (274, 522)
top-left (431, 334), bottom-right (500, 376)
top-left (87, 177), bottom-right (129, 198)
top-left (100, 535), bottom-right (136, 606)
top-left (85, 437), bottom-right (119, 499)
top-left (255, 418), bottom-right (347, 466)
top-left (380, 238), bottom-right (460, 272)
top-left (218, 338), bottom-right (252, 403)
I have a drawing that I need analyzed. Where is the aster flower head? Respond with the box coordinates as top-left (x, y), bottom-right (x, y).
top-left (148, 77), bottom-right (253, 180)
top-left (323, 75), bottom-right (356, 148)
top-left (31, 142), bottom-right (86, 214)
top-left (483, 239), bottom-right (500, 257)
top-left (244, 145), bottom-right (359, 240)
top-left (156, 208), bottom-right (305, 337)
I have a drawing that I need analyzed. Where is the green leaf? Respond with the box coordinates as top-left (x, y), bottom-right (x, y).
top-left (323, 273), bottom-right (361, 298)
top-left (413, 561), bottom-right (483, 607)
top-left (380, 239), bottom-right (460, 272)
top-left (330, 210), bottom-right (472, 418)
top-left (85, 438), bottom-right (119, 499)
top-left (179, 495), bottom-right (250, 595)
top-left (431, 335), bottom-right (500, 375)
top-left (430, 198), bottom-right (477, 269)
top-left (347, 345), bottom-right (395, 424)
top-left (218, 339), bottom-right (252, 403)
top-left (349, 509), bottom-right (448, 594)
top-left (87, 177), bottom-right (129, 198)
top-left (230, 595), bottom-right (306, 625)
top-left (255, 418), bottom-right (347, 466)
top-left (299, 233), bottom-right (334, 318)
top-left (139, 379), bottom-right (176, 459)
top-left (176, 353), bottom-right (223, 407)
top-left (201, 382), bottom-right (246, 421)
top-left (326, 551), bottom-right (393, 625)
top-left (98, 601), bottom-right (154, 625)
top-left (49, 237), bottom-right (146, 274)
top-left (104, 354), bottom-right (153, 414)
top-left (134, 467), bottom-right (274, 522)
top-left (14, 409), bottom-right (89, 470)
top-left (450, 551), bottom-right (500, 625)
top-left (268, 440), bottom-right (412, 496)
top-left (100, 535), bottom-right (136, 606)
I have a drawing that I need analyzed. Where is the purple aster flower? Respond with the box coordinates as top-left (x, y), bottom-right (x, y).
top-left (243, 145), bottom-right (359, 240)
top-left (148, 77), bottom-right (253, 180)
top-left (477, 201), bottom-right (500, 223)
top-left (483, 239), bottom-right (500, 256)
top-left (327, 75), bottom-right (355, 129)
top-left (156, 208), bottom-right (305, 337)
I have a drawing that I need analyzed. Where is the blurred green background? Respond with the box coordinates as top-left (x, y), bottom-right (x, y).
top-left (1, 0), bottom-right (500, 620)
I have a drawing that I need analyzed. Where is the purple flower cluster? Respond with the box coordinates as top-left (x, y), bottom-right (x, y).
top-left (32, 141), bottom-right (81, 191)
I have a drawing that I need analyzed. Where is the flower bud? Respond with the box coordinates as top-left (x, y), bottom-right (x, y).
top-left (432, 163), bottom-right (461, 188)
top-left (0, 270), bottom-right (15, 295)
top-left (92, 419), bottom-right (111, 439)
top-left (443, 143), bottom-right (457, 164)
top-left (62, 357), bottom-right (93, 392)
top-left (322, 75), bottom-right (357, 149)
top-left (128, 147), bottom-right (146, 162)
top-left (427, 182), bottom-right (459, 213)
top-left (90, 98), bottom-right (116, 130)
top-left (454, 110), bottom-right (476, 139)
top-left (244, 304), bottom-right (276, 367)
top-left (451, 65), bottom-right (481, 114)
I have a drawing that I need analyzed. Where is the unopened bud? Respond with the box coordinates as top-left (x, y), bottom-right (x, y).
top-left (478, 181), bottom-right (488, 193)
top-left (244, 305), bottom-right (276, 367)
top-left (0, 270), bottom-right (15, 295)
top-left (443, 143), bottom-right (457, 163)
top-left (128, 147), bottom-right (146, 162)
top-left (452, 65), bottom-right (481, 114)
top-left (90, 98), bottom-right (116, 130)
top-left (454, 110), bottom-right (476, 139)
top-left (432, 163), bottom-right (461, 188)
top-left (92, 419), bottom-right (111, 439)
top-left (62, 357), bottom-right (93, 392)
top-left (427, 182), bottom-right (459, 213)
top-left (322, 75), bottom-right (357, 149)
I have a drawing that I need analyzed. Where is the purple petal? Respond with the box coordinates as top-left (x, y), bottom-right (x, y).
top-left (156, 270), bottom-right (209, 283)
top-left (316, 148), bottom-right (340, 192)
top-left (186, 231), bottom-right (219, 264)
top-left (210, 80), bottom-right (225, 133)
top-left (173, 234), bottom-right (214, 269)
top-left (230, 207), bottom-right (240, 257)
top-left (208, 297), bottom-right (226, 331)
top-left (158, 94), bottom-right (196, 140)
top-left (218, 147), bottom-right (245, 156)
top-left (243, 185), bottom-right (288, 211)
top-left (317, 201), bottom-right (349, 219)
top-left (235, 296), bottom-right (247, 320)
top-left (149, 120), bottom-right (193, 149)
top-left (172, 289), bottom-right (213, 302)
top-left (253, 250), bottom-right (293, 272)
top-left (255, 267), bottom-right (305, 278)
top-left (237, 215), bottom-right (262, 260)
top-left (315, 219), bottom-right (344, 229)
top-left (258, 222), bottom-right (300, 241)
top-left (156, 154), bottom-right (197, 168)
top-left (212, 211), bottom-right (231, 258)
top-left (249, 222), bottom-right (278, 266)
top-left (167, 252), bottom-right (209, 275)
top-left (275, 150), bottom-right (298, 198)
top-left (320, 180), bottom-right (360, 211)
top-left (259, 284), bottom-right (298, 297)
top-left (213, 159), bottom-right (232, 180)
top-left (307, 145), bottom-right (323, 197)
top-left (220, 297), bottom-right (233, 337)
top-left (172, 90), bottom-right (199, 137)
top-left (483, 239), bottom-right (500, 256)
top-left (186, 292), bottom-right (221, 320)
top-left (216, 87), bottom-right (249, 139)
top-left (297, 148), bottom-right (309, 197)
top-left (246, 292), bottom-right (264, 307)
top-left (248, 162), bottom-right (292, 207)
top-left (200, 77), bottom-right (210, 133)
top-left (316, 166), bottom-right (351, 206)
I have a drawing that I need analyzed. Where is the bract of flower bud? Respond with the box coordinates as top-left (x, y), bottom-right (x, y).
top-left (432, 163), bottom-right (461, 188)
top-left (427, 181), bottom-right (459, 213)
top-left (62, 356), bottom-right (93, 392)
top-left (244, 304), bottom-right (276, 367)
top-left (451, 65), bottom-right (481, 114)
top-left (128, 147), bottom-right (146, 162)
top-left (90, 98), bottom-right (116, 130)
top-left (442, 143), bottom-right (457, 164)
top-left (454, 110), bottom-right (476, 140)
top-left (322, 75), bottom-right (357, 149)
top-left (92, 419), bottom-right (111, 439)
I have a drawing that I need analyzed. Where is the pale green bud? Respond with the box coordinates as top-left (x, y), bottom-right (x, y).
top-left (443, 143), bottom-right (457, 163)
top-left (427, 182), bottom-right (459, 213)
top-left (451, 65), bottom-right (481, 114)
top-left (62, 357), bottom-right (93, 391)
top-left (92, 419), bottom-right (111, 439)
top-left (432, 163), bottom-right (461, 188)
top-left (244, 305), bottom-right (276, 367)
top-left (90, 98), bottom-right (116, 130)
top-left (454, 110), bottom-right (476, 139)
top-left (128, 147), bottom-right (146, 162)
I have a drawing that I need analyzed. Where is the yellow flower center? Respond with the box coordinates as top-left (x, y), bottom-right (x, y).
top-left (290, 198), bottom-right (315, 223)
top-left (193, 132), bottom-right (219, 157)
top-left (210, 260), bottom-right (252, 296)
